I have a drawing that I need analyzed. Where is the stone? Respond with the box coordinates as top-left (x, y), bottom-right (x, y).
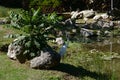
top-left (93, 15), bottom-right (102, 20)
top-left (71, 11), bottom-right (83, 19)
top-left (80, 28), bottom-right (95, 37)
top-left (93, 13), bottom-right (109, 20)
top-left (82, 24), bottom-right (90, 29)
top-left (104, 30), bottom-right (111, 36)
top-left (64, 18), bottom-right (74, 26)
top-left (81, 9), bottom-right (95, 18)
top-left (64, 18), bottom-right (78, 27)
top-left (97, 20), bottom-right (104, 27)
top-left (101, 13), bottom-right (109, 19)
top-left (7, 43), bottom-right (23, 59)
top-left (7, 42), bottom-right (26, 63)
top-left (55, 37), bottom-right (64, 45)
top-left (30, 49), bottom-right (60, 69)
top-left (94, 20), bottom-right (114, 30)
top-left (7, 36), bottom-right (26, 63)
top-left (0, 19), bottom-right (8, 24)
top-left (102, 21), bottom-right (114, 30)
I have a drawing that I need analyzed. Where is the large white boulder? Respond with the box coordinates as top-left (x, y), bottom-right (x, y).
top-left (81, 9), bottom-right (95, 18)
top-left (30, 50), bottom-right (60, 69)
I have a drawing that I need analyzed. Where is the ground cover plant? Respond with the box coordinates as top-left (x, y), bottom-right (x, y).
top-left (0, 24), bottom-right (120, 80)
top-left (0, 4), bottom-right (120, 80)
top-left (7, 7), bottom-right (63, 60)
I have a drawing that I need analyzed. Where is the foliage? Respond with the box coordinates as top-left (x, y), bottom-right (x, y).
top-left (30, 0), bottom-right (61, 7)
top-left (8, 8), bottom-right (62, 58)
top-left (29, 0), bottom-right (61, 12)
top-left (0, 24), bottom-right (120, 80)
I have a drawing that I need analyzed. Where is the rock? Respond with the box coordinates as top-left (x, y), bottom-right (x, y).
top-left (7, 42), bottom-right (26, 63)
top-left (55, 37), bottom-right (64, 45)
top-left (94, 20), bottom-right (114, 30)
top-left (83, 17), bottom-right (88, 23)
top-left (93, 15), bottom-right (102, 20)
top-left (103, 22), bottom-right (111, 28)
top-left (82, 24), bottom-right (90, 29)
top-left (30, 49), bottom-right (60, 69)
top-left (96, 20), bottom-right (104, 27)
top-left (7, 36), bottom-right (26, 63)
top-left (80, 28), bottom-right (95, 37)
top-left (104, 30), bottom-right (111, 36)
top-left (81, 9), bottom-right (95, 18)
top-left (101, 13), bottom-right (109, 19)
top-left (7, 43), bottom-right (23, 59)
top-left (64, 18), bottom-right (74, 26)
top-left (90, 21), bottom-right (102, 29)
top-left (71, 11), bottom-right (83, 19)
top-left (63, 18), bottom-right (78, 28)
top-left (93, 13), bottom-right (109, 21)
top-left (82, 22), bottom-right (101, 30)
top-left (102, 21), bottom-right (114, 30)
top-left (81, 19), bottom-right (114, 37)
top-left (0, 19), bottom-right (8, 24)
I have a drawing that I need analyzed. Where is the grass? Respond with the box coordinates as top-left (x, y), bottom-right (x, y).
top-left (0, 43), bottom-right (119, 80)
top-left (0, 6), bottom-right (20, 17)
top-left (0, 24), bottom-right (120, 80)
top-left (0, 6), bottom-right (119, 80)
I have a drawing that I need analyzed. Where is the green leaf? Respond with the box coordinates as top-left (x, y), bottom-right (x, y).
top-left (32, 7), bottom-right (41, 21)
top-left (25, 41), bottom-right (31, 48)
top-left (34, 39), bottom-right (40, 49)
top-left (21, 25), bottom-right (31, 33)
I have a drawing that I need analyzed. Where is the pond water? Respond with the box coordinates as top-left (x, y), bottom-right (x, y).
top-left (81, 36), bottom-right (120, 54)
top-left (83, 36), bottom-right (120, 79)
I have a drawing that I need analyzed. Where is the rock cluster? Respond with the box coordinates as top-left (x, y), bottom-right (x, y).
top-left (7, 36), bottom-right (61, 69)
top-left (80, 20), bottom-right (114, 37)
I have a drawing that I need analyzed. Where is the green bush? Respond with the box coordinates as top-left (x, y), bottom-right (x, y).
top-left (29, 0), bottom-right (61, 12)
top-left (8, 8), bottom-right (62, 59)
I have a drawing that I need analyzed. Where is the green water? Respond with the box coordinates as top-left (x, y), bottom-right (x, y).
top-left (82, 36), bottom-right (120, 54)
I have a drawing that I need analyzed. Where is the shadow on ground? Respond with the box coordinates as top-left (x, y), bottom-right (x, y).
top-left (51, 63), bottom-right (110, 80)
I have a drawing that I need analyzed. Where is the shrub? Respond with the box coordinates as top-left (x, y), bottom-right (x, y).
top-left (8, 8), bottom-right (62, 59)
top-left (30, 0), bottom-right (61, 13)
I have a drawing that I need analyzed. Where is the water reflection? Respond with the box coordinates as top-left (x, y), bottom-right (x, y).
top-left (81, 36), bottom-right (120, 54)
